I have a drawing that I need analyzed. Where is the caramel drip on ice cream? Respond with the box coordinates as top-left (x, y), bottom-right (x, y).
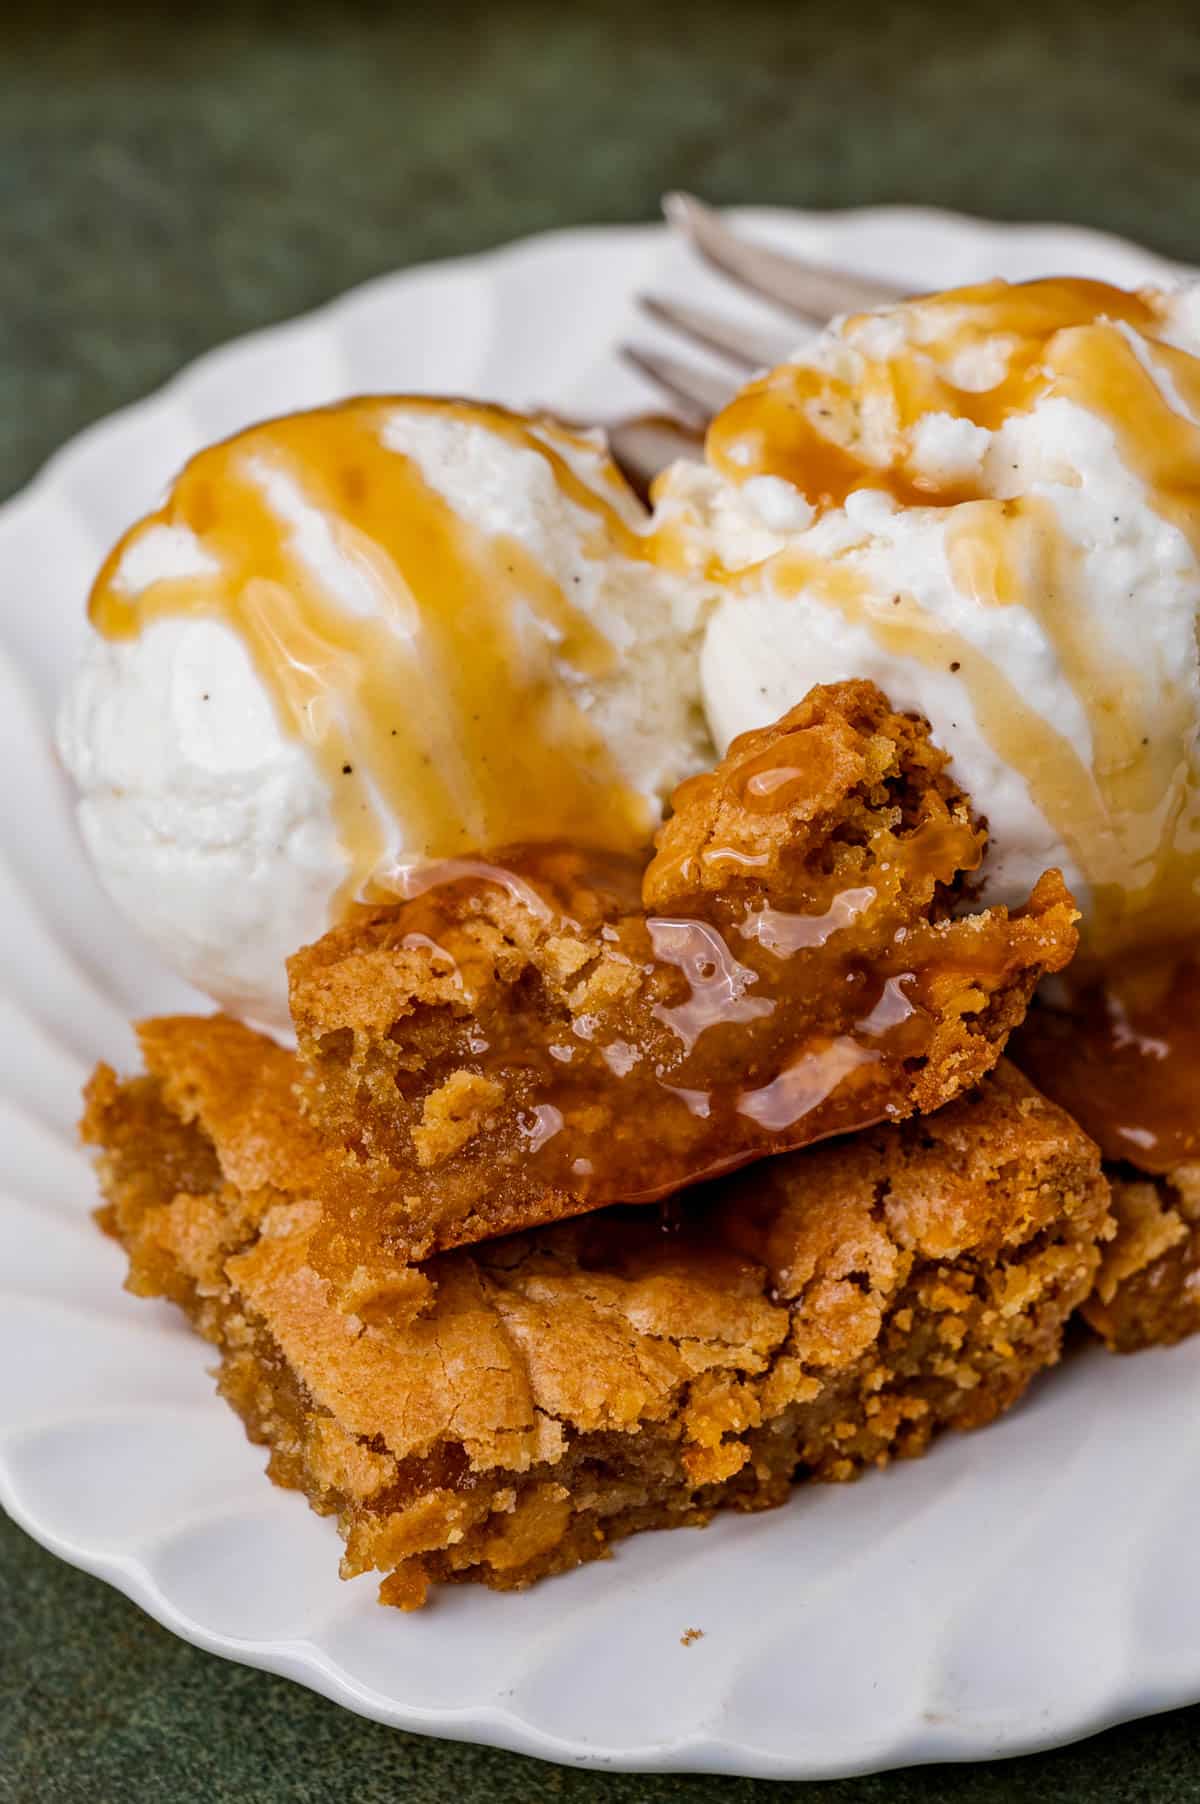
top-left (89, 399), bottom-right (655, 910)
top-left (710, 278), bottom-right (1200, 962)
top-left (707, 277), bottom-right (1159, 504)
top-left (761, 546), bottom-right (1123, 931)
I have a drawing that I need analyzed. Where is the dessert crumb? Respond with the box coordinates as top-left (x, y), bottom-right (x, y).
top-left (680, 1627), bottom-right (704, 1648)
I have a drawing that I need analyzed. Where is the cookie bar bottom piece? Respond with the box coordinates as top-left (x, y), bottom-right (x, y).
top-left (1083, 1165), bottom-right (1200, 1352)
top-left (84, 1035), bottom-right (1110, 1609)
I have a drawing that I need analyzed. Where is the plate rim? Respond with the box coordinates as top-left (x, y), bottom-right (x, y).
top-left (4, 201), bottom-right (1198, 1777)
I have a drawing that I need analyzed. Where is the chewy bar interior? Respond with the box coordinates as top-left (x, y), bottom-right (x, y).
top-left (84, 1024), bottom-right (1111, 1610)
top-left (287, 682), bottom-right (1078, 1269)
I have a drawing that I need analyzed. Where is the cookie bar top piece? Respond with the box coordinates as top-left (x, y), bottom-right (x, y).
top-left (288, 682), bottom-right (1078, 1270)
top-left (84, 1030), bottom-right (1111, 1610)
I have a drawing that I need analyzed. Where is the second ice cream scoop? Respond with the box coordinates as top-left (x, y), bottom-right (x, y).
top-left (653, 276), bottom-right (1200, 966)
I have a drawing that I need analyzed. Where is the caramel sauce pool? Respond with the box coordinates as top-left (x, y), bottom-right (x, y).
top-left (89, 398), bottom-right (656, 910)
top-left (1012, 952), bottom-right (1200, 1173)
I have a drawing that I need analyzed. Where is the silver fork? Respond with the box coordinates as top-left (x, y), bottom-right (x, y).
top-left (608, 193), bottom-right (906, 494)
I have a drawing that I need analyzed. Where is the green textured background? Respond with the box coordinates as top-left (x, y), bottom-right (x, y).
top-left (5, 1), bottom-right (1200, 1797)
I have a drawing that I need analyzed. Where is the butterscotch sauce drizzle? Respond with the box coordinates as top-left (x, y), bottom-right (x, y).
top-left (89, 398), bottom-right (656, 913)
top-left (707, 278), bottom-right (1160, 505)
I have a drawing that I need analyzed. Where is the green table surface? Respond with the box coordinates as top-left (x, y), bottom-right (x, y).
top-left (5, 1), bottom-right (1200, 1797)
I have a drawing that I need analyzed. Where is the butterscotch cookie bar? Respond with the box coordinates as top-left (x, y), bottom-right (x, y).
top-left (288, 682), bottom-right (1077, 1269)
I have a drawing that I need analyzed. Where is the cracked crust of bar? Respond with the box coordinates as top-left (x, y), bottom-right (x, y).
top-left (83, 1037), bottom-right (1111, 1609)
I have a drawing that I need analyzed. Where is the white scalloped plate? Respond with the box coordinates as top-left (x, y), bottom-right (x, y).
top-left (4, 207), bottom-right (1200, 1778)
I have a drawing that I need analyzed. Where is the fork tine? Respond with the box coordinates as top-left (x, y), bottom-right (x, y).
top-left (638, 293), bottom-right (795, 372)
top-left (605, 414), bottom-right (705, 502)
top-left (663, 191), bottom-right (906, 321)
top-left (619, 344), bottom-right (735, 424)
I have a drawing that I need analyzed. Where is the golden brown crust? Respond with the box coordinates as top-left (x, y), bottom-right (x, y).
top-left (83, 1025), bottom-right (1111, 1608)
top-left (1083, 1164), bottom-right (1200, 1351)
top-left (287, 683), bottom-right (1078, 1270)
top-left (644, 678), bottom-right (972, 912)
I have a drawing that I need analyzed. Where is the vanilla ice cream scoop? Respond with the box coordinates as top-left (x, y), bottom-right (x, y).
top-left (58, 399), bottom-right (712, 1025)
top-left (653, 277), bottom-right (1200, 963)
